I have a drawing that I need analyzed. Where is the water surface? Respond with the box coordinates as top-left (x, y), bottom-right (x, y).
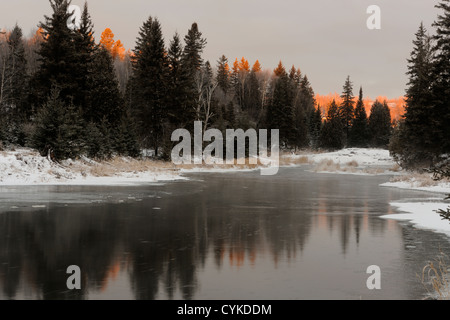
top-left (0, 167), bottom-right (448, 300)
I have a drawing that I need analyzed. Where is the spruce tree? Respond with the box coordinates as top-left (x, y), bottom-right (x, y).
top-left (1, 24), bottom-right (29, 145)
top-left (2, 25), bottom-right (29, 118)
top-left (430, 0), bottom-right (450, 155)
top-left (267, 71), bottom-right (296, 148)
top-left (180, 23), bottom-right (207, 127)
top-left (89, 46), bottom-right (124, 125)
top-left (319, 100), bottom-right (344, 150)
top-left (72, 2), bottom-right (96, 116)
top-left (31, 0), bottom-right (78, 109)
top-left (349, 87), bottom-right (369, 147)
top-left (298, 75), bottom-right (315, 115)
top-left (245, 70), bottom-right (262, 120)
top-left (339, 76), bottom-right (355, 144)
top-left (309, 105), bottom-right (322, 149)
top-left (166, 32), bottom-right (189, 127)
top-left (130, 16), bottom-right (168, 156)
top-left (216, 55), bottom-right (230, 94)
top-left (393, 23), bottom-right (434, 167)
top-left (369, 100), bottom-right (392, 148)
top-left (33, 87), bottom-right (85, 160)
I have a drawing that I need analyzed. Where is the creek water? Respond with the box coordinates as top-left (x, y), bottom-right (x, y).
top-left (0, 167), bottom-right (448, 300)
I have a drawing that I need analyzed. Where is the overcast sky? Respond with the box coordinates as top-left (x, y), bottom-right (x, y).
top-left (1, 0), bottom-right (441, 98)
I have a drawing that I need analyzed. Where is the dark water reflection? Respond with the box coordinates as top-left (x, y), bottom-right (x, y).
top-left (0, 167), bottom-right (448, 300)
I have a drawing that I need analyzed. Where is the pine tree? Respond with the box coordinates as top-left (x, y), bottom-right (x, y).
top-left (430, 0), bottom-right (450, 155)
top-left (89, 46), bottom-right (125, 125)
top-left (31, 0), bottom-right (78, 109)
top-left (180, 22), bottom-right (207, 128)
top-left (2, 25), bottom-right (29, 117)
top-left (216, 55), bottom-right (230, 94)
top-left (72, 2), bottom-right (96, 118)
top-left (267, 72), bottom-right (296, 148)
top-left (349, 87), bottom-right (369, 147)
top-left (167, 32), bottom-right (189, 127)
top-left (392, 23), bottom-right (434, 167)
top-left (85, 120), bottom-right (112, 160)
top-left (369, 100), bottom-right (392, 148)
top-left (1, 24), bottom-right (29, 145)
top-left (113, 111), bottom-right (140, 158)
top-left (33, 87), bottom-right (85, 160)
top-left (339, 76), bottom-right (355, 144)
top-left (129, 16), bottom-right (168, 156)
top-left (319, 100), bottom-right (344, 150)
top-left (246, 70), bottom-right (262, 120)
top-left (309, 105), bottom-right (322, 149)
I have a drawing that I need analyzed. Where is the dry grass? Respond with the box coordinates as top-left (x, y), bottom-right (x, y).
top-left (389, 163), bottom-right (402, 172)
top-left (313, 159), bottom-right (361, 173)
top-left (75, 155), bottom-right (268, 177)
top-left (176, 157), bottom-right (263, 171)
top-left (279, 155), bottom-right (311, 166)
top-left (421, 251), bottom-right (450, 300)
top-left (390, 171), bottom-right (438, 188)
top-left (362, 167), bottom-right (387, 175)
top-left (347, 160), bottom-right (359, 167)
top-left (86, 157), bottom-right (178, 177)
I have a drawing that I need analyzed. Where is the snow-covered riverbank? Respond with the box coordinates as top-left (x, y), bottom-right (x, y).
top-left (0, 148), bottom-right (183, 186)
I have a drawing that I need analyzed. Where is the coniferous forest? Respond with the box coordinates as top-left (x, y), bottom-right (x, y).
top-left (0, 0), bottom-right (448, 175)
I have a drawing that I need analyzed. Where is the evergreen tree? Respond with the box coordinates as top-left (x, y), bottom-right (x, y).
top-left (309, 105), bottom-right (322, 149)
top-left (319, 100), bottom-right (344, 150)
top-left (267, 72), bottom-right (296, 148)
top-left (129, 16), bottom-right (168, 156)
top-left (392, 23), bottom-right (434, 167)
top-left (298, 75), bottom-right (315, 114)
top-left (31, 0), bottom-right (78, 109)
top-left (182, 22), bottom-right (207, 72)
top-left (180, 22), bottom-right (207, 127)
top-left (216, 55), bottom-right (230, 94)
top-left (339, 75), bottom-right (355, 143)
top-left (113, 111), bottom-right (141, 158)
top-left (32, 87), bottom-right (85, 160)
top-left (89, 46), bottom-right (124, 125)
top-left (72, 2), bottom-right (96, 116)
top-left (245, 70), bottom-right (261, 120)
top-left (369, 100), bottom-right (392, 148)
top-left (1, 24), bottom-right (29, 145)
top-left (349, 87), bottom-right (369, 147)
top-left (85, 120), bottom-right (112, 160)
top-left (166, 32), bottom-right (189, 127)
top-left (2, 25), bottom-right (29, 118)
top-left (430, 0), bottom-right (450, 155)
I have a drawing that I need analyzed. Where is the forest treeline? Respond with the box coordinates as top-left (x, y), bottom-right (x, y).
top-left (0, 0), bottom-right (448, 168)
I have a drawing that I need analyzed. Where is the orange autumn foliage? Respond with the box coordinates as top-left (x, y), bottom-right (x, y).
top-left (100, 28), bottom-right (126, 60)
top-left (252, 60), bottom-right (262, 73)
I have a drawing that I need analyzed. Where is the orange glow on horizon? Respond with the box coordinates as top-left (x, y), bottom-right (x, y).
top-left (315, 93), bottom-right (405, 121)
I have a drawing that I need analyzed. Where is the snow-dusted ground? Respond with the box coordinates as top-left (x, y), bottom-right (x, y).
top-left (380, 202), bottom-right (450, 237)
top-left (284, 147), bottom-right (398, 175)
top-left (306, 148), bottom-right (395, 167)
top-left (0, 148), bottom-right (184, 186)
top-left (381, 179), bottom-right (450, 195)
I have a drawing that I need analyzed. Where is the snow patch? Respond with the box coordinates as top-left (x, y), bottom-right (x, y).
top-left (381, 202), bottom-right (450, 237)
